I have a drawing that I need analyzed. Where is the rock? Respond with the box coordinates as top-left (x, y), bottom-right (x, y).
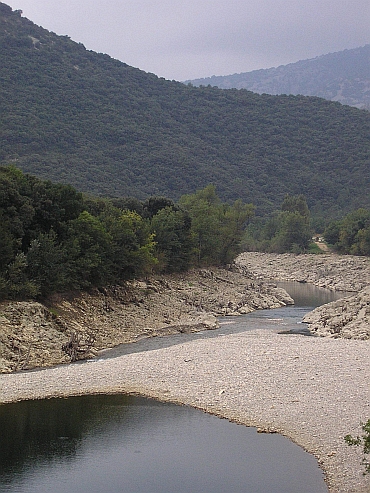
top-left (3, 252), bottom-right (367, 373)
top-left (303, 286), bottom-right (370, 339)
top-left (236, 252), bottom-right (370, 292)
top-left (236, 252), bottom-right (370, 340)
top-left (0, 266), bottom-right (292, 373)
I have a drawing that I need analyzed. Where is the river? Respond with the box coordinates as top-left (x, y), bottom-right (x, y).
top-left (0, 283), bottom-right (349, 493)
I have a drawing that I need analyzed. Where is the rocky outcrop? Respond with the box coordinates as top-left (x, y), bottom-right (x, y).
top-left (2, 253), bottom-right (369, 373)
top-left (303, 287), bottom-right (370, 339)
top-left (0, 267), bottom-right (293, 373)
top-left (0, 302), bottom-right (68, 373)
top-left (236, 252), bottom-right (370, 292)
top-left (236, 252), bottom-right (370, 340)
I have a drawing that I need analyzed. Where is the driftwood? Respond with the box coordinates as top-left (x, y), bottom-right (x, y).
top-left (62, 332), bottom-right (96, 362)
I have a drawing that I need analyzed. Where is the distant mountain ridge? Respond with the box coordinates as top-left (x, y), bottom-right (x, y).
top-left (186, 45), bottom-right (370, 109)
top-left (1, 2), bottom-right (370, 221)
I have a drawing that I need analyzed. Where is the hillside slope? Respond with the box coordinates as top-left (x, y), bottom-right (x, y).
top-left (187, 45), bottom-right (370, 109)
top-left (1, 4), bottom-right (370, 218)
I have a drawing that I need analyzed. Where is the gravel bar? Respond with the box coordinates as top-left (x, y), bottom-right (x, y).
top-left (1, 329), bottom-right (369, 493)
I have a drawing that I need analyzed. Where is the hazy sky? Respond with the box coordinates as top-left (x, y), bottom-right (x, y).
top-left (6, 0), bottom-right (370, 81)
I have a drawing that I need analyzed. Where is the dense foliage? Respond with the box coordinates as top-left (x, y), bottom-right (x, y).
top-left (179, 185), bottom-right (254, 264)
top-left (1, 4), bottom-right (370, 222)
top-left (0, 167), bottom-right (253, 300)
top-left (324, 208), bottom-right (370, 255)
top-left (242, 194), bottom-right (312, 253)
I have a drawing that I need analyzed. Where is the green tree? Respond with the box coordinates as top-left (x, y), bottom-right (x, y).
top-left (355, 226), bottom-right (370, 256)
top-left (256, 194), bottom-right (312, 253)
top-left (179, 185), bottom-right (225, 264)
top-left (324, 209), bottom-right (370, 254)
top-left (0, 213), bottom-right (15, 274)
top-left (338, 209), bottom-right (370, 254)
top-left (323, 220), bottom-right (341, 247)
top-left (6, 253), bottom-right (39, 299)
top-left (150, 206), bottom-right (194, 272)
top-left (26, 230), bottom-right (67, 296)
top-left (271, 211), bottom-right (312, 253)
top-left (218, 199), bottom-right (255, 263)
top-left (281, 193), bottom-right (310, 218)
top-left (65, 211), bottom-right (113, 288)
top-left (179, 185), bottom-right (254, 265)
top-left (143, 196), bottom-right (176, 219)
top-left (100, 208), bottom-right (157, 280)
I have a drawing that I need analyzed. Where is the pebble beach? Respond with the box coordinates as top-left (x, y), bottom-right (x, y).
top-left (1, 252), bottom-right (370, 492)
top-left (1, 328), bottom-right (369, 493)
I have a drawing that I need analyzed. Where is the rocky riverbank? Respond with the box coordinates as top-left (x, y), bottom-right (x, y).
top-left (1, 252), bottom-right (370, 373)
top-left (236, 252), bottom-right (370, 291)
top-left (1, 253), bottom-right (370, 492)
top-left (236, 252), bottom-right (370, 339)
top-left (1, 330), bottom-right (369, 493)
top-left (303, 286), bottom-right (370, 339)
top-left (0, 266), bottom-right (293, 373)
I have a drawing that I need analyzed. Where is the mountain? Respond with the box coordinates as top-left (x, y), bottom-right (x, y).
top-left (186, 45), bottom-right (370, 109)
top-left (1, 3), bottom-right (370, 220)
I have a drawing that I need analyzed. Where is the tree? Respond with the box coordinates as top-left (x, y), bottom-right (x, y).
top-left (355, 226), bottom-right (370, 256)
top-left (323, 220), bottom-right (341, 247)
top-left (271, 211), bottom-right (311, 253)
top-left (6, 253), bottom-right (39, 299)
top-left (99, 207), bottom-right (157, 280)
top-left (0, 213), bottom-right (15, 274)
top-left (26, 230), bottom-right (67, 296)
top-left (281, 194), bottom-right (310, 219)
top-left (324, 208), bottom-right (370, 254)
top-left (143, 196), bottom-right (176, 219)
top-left (255, 194), bottom-right (312, 253)
top-left (179, 185), bottom-right (254, 265)
top-left (65, 211), bottom-right (113, 288)
top-left (150, 206), bottom-right (194, 272)
top-left (218, 199), bottom-right (255, 263)
top-left (179, 185), bottom-right (223, 264)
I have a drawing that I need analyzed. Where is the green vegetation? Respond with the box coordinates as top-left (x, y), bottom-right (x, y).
top-left (179, 185), bottom-right (254, 264)
top-left (345, 420), bottom-right (370, 475)
top-left (0, 165), bottom-right (157, 298)
top-left (324, 209), bottom-right (370, 255)
top-left (1, 4), bottom-right (370, 221)
top-left (242, 194), bottom-right (312, 253)
top-left (0, 166), bottom-right (253, 300)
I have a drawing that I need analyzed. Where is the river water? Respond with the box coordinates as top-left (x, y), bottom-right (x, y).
top-left (0, 283), bottom-right (349, 493)
top-left (97, 281), bottom-right (350, 357)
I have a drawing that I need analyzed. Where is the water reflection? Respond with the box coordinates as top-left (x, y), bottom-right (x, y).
top-left (276, 281), bottom-right (352, 308)
top-left (0, 395), bottom-right (327, 493)
top-left (218, 282), bottom-right (352, 337)
top-left (0, 394), bottom-right (132, 478)
top-left (0, 283), bottom-right (341, 492)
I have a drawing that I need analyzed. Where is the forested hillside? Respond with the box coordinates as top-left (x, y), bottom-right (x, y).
top-left (1, 3), bottom-right (370, 220)
top-left (187, 45), bottom-right (370, 110)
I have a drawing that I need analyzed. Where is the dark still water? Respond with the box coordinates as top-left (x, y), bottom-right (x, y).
top-left (0, 394), bottom-right (327, 493)
top-left (0, 283), bottom-right (345, 493)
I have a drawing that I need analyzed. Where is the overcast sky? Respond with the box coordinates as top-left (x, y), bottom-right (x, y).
top-left (6, 0), bottom-right (370, 81)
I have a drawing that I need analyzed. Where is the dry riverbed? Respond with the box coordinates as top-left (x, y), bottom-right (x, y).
top-left (0, 266), bottom-right (292, 373)
top-left (1, 330), bottom-right (369, 493)
top-left (1, 253), bottom-right (370, 492)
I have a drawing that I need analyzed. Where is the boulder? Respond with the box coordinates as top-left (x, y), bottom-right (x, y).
top-left (303, 286), bottom-right (370, 339)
